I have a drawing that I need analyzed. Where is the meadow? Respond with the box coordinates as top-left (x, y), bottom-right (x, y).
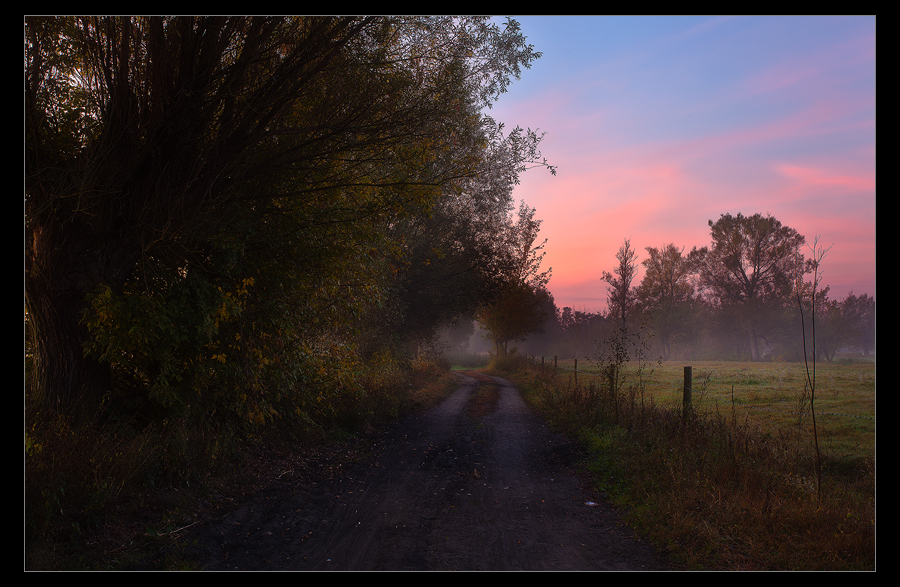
top-left (548, 358), bottom-right (876, 461)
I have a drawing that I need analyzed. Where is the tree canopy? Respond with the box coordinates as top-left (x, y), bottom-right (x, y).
top-left (475, 201), bottom-right (553, 357)
top-left (635, 244), bottom-right (697, 360)
top-left (25, 16), bottom-right (553, 421)
top-left (691, 213), bottom-right (809, 361)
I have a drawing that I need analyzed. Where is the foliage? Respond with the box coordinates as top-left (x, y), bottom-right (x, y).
top-left (551, 308), bottom-right (609, 360)
top-left (509, 210), bottom-right (871, 365)
top-left (25, 15), bottom-right (552, 419)
top-left (476, 201), bottom-right (554, 356)
top-left (634, 244), bottom-right (699, 360)
top-left (601, 238), bottom-right (639, 329)
top-left (692, 213), bottom-right (810, 361)
top-left (478, 282), bottom-right (553, 357)
top-left (25, 16), bottom-right (557, 558)
top-left (811, 292), bottom-right (875, 362)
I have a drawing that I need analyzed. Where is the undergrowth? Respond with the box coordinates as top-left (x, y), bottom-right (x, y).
top-left (25, 352), bottom-right (459, 570)
top-left (488, 353), bottom-right (875, 571)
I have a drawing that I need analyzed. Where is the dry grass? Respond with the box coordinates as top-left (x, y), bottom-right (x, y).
top-left (492, 355), bottom-right (876, 571)
top-left (555, 358), bottom-right (875, 460)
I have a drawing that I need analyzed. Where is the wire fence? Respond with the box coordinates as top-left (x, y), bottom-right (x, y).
top-left (526, 355), bottom-right (874, 422)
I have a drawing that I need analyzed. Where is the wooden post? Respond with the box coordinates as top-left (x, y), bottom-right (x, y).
top-left (574, 358), bottom-right (578, 389)
top-left (554, 356), bottom-right (558, 377)
top-left (683, 366), bottom-right (692, 418)
top-left (541, 356), bottom-right (545, 376)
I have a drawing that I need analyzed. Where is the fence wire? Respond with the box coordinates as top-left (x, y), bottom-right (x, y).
top-left (527, 357), bottom-right (874, 421)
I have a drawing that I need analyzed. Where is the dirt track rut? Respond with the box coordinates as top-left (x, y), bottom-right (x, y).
top-left (185, 373), bottom-right (668, 571)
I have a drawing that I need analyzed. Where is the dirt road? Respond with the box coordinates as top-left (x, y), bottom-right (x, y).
top-left (185, 372), bottom-right (668, 571)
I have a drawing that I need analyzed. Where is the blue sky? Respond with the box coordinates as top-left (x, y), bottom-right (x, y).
top-left (487, 15), bottom-right (876, 314)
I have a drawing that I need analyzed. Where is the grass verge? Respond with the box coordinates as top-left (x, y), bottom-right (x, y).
top-left (487, 354), bottom-right (875, 571)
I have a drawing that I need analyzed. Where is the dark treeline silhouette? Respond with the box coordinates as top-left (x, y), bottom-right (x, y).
top-left (462, 215), bottom-right (875, 364)
top-left (461, 283), bottom-right (874, 364)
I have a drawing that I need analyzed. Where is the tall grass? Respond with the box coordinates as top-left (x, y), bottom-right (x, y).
top-left (490, 353), bottom-right (875, 571)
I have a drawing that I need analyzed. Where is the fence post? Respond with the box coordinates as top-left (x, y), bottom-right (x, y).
top-left (683, 366), bottom-right (692, 419)
top-left (574, 358), bottom-right (578, 389)
top-left (554, 356), bottom-right (558, 377)
top-left (541, 356), bottom-right (545, 376)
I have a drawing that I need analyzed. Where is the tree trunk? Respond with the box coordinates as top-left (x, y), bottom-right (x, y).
top-left (26, 283), bottom-right (110, 420)
top-left (749, 323), bottom-right (761, 362)
top-left (25, 219), bottom-right (136, 420)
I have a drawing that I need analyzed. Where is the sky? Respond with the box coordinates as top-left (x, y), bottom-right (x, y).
top-left (486, 15), bottom-right (876, 315)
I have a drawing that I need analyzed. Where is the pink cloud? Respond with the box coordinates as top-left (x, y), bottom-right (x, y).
top-left (774, 164), bottom-right (875, 193)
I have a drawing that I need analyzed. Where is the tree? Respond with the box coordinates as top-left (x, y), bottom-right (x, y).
top-left (636, 244), bottom-right (697, 360)
top-left (478, 283), bottom-right (552, 357)
top-left (497, 200), bottom-right (552, 289)
top-left (556, 307), bottom-right (608, 359)
top-left (848, 293), bottom-right (876, 356)
top-left (692, 213), bottom-right (809, 361)
top-left (25, 16), bottom-right (546, 419)
top-left (377, 125), bottom-right (554, 356)
top-left (602, 238), bottom-right (639, 329)
top-left (808, 291), bottom-right (876, 359)
top-left (476, 201), bottom-right (553, 357)
top-left (813, 291), bottom-right (876, 361)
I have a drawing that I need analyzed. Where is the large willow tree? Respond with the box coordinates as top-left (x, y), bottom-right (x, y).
top-left (25, 16), bottom-right (548, 420)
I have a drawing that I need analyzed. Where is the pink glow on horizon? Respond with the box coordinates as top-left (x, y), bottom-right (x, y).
top-left (514, 140), bottom-right (875, 314)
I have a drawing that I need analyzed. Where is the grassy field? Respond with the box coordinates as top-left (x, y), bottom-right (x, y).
top-left (444, 350), bottom-right (492, 371)
top-left (548, 358), bottom-right (876, 461)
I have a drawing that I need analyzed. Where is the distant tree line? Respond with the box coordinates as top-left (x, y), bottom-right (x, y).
top-left (484, 213), bottom-right (874, 363)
